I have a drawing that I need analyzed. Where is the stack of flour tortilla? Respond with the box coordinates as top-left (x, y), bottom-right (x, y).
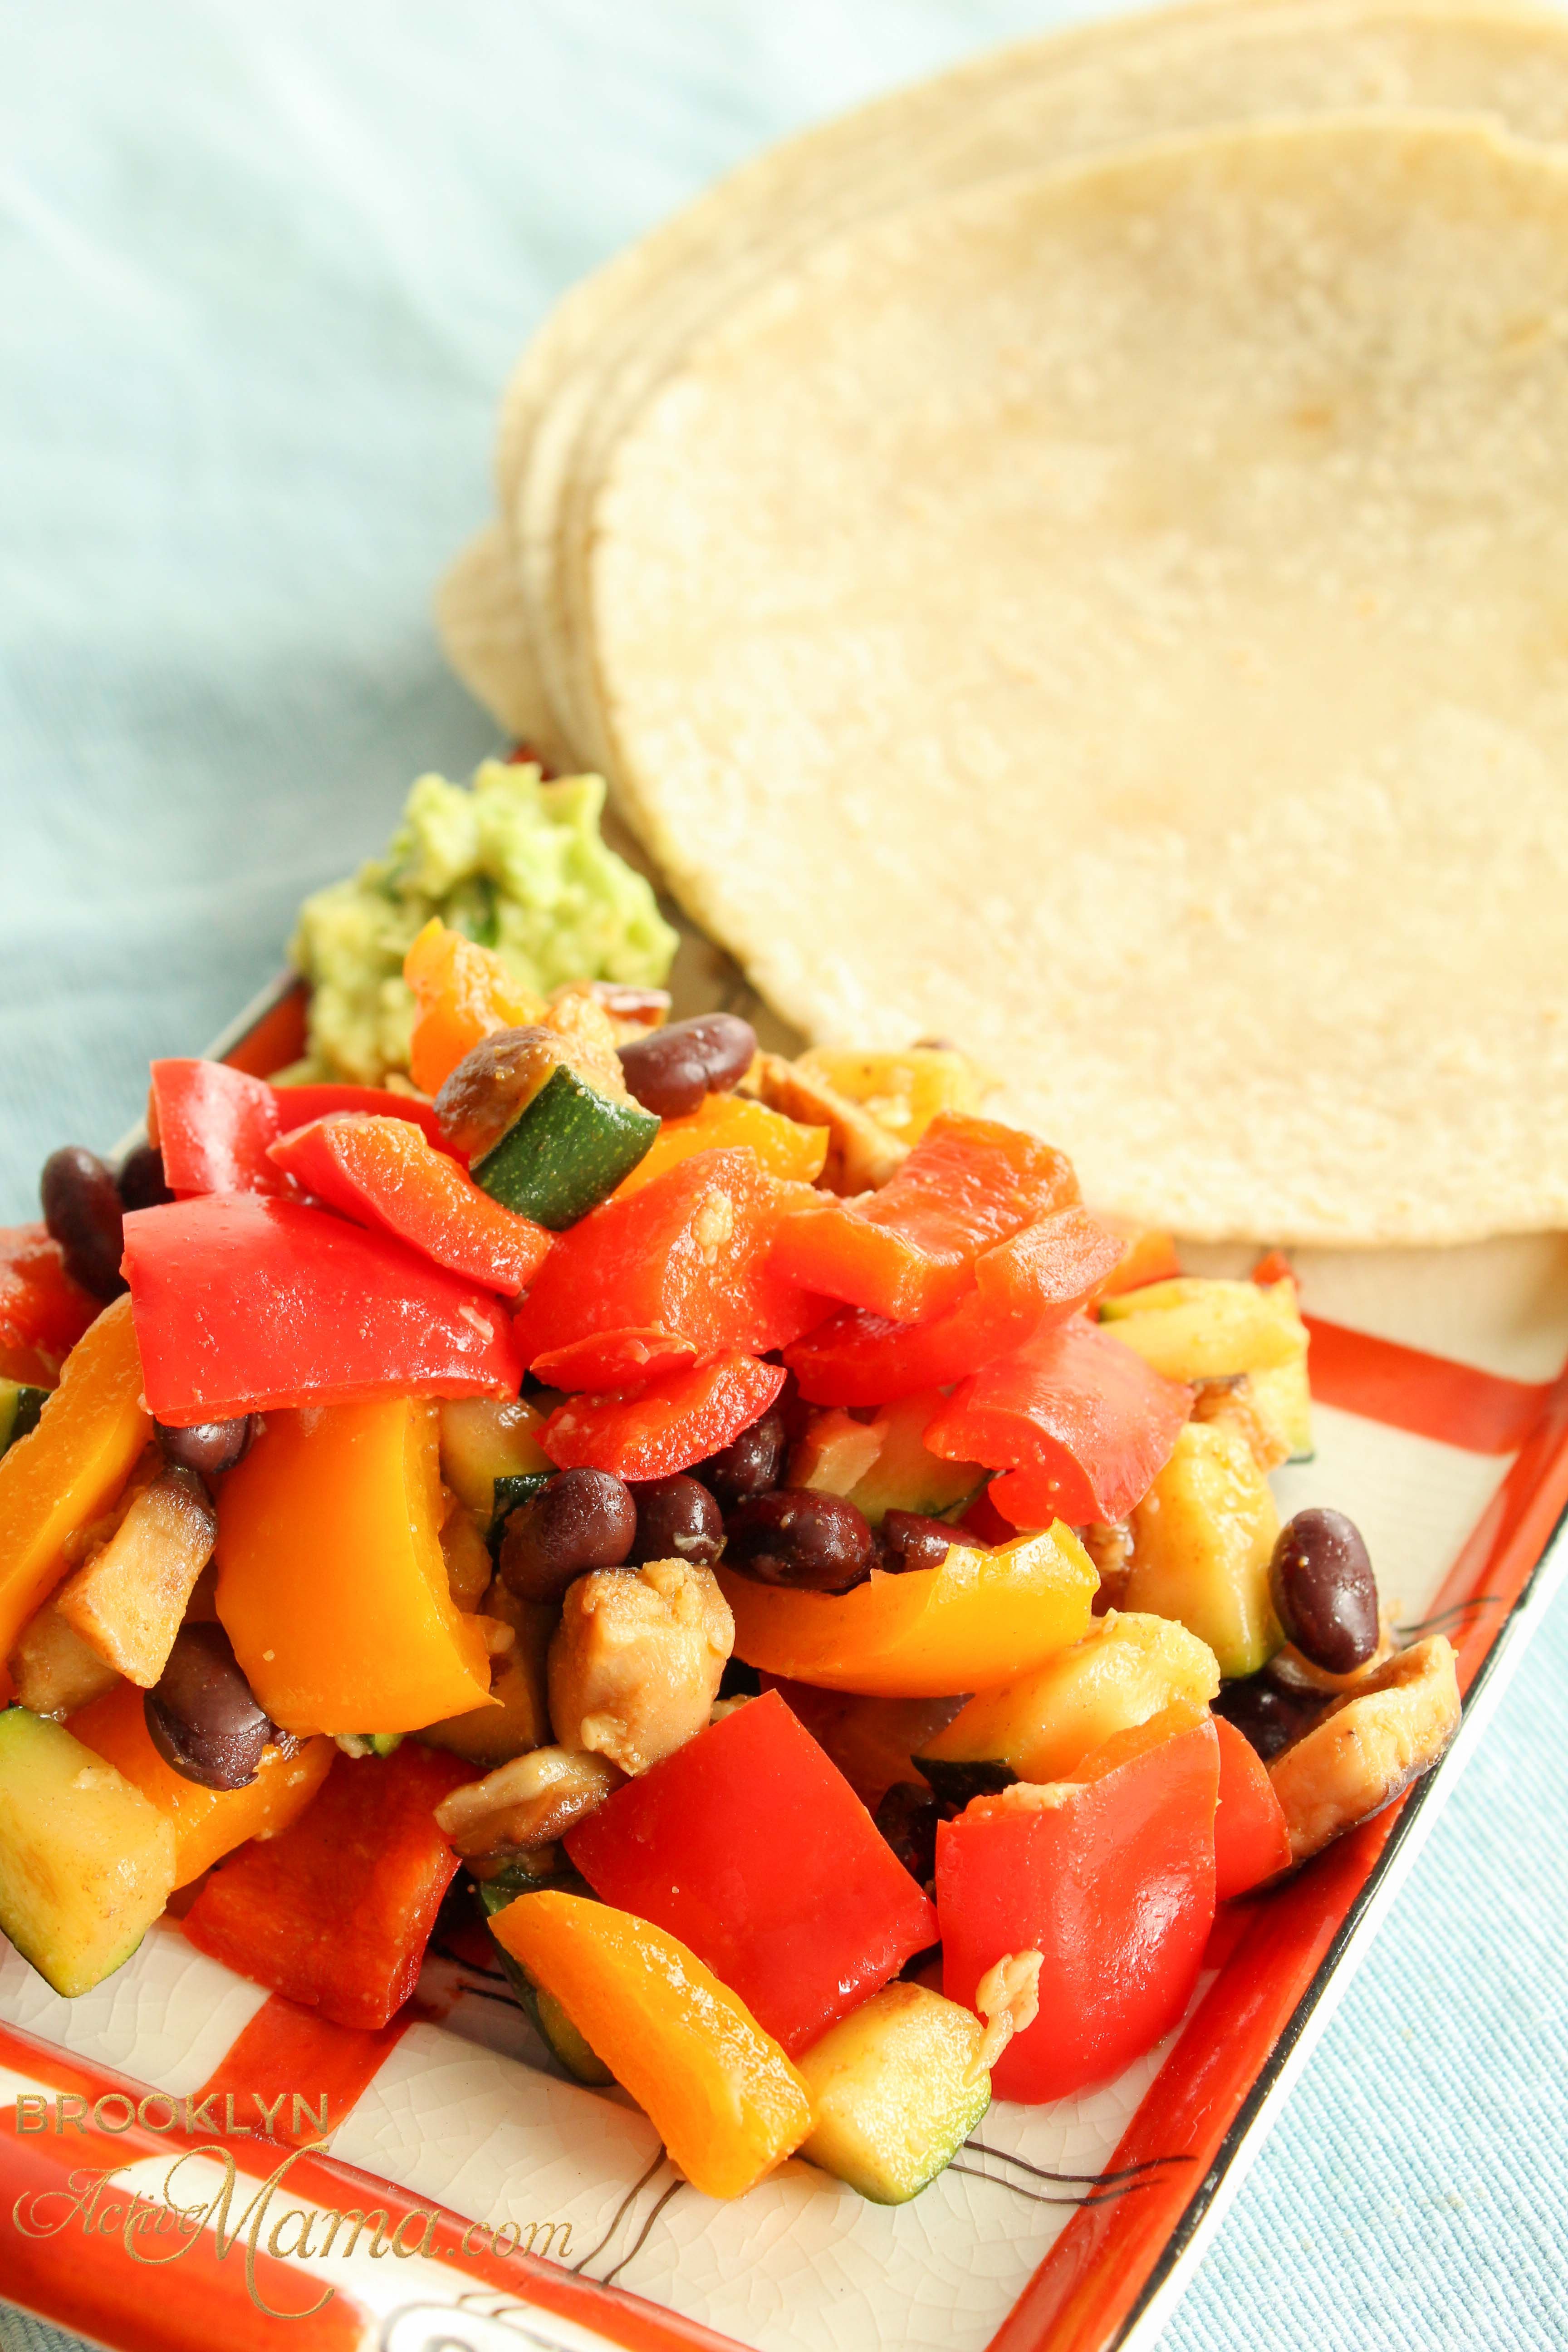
top-left (438, 0), bottom-right (1568, 1246)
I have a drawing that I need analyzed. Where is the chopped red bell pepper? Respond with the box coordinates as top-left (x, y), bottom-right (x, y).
top-left (566, 1689), bottom-right (937, 2056)
top-left (1212, 1715), bottom-right (1293, 1900)
top-left (768, 1114), bottom-right (1079, 1323)
top-left (122, 1192), bottom-right (521, 1425)
top-left (529, 1328), bottom-right (699, 1390)
top-left (271, 1083), bottom-right (445, 1147)
top-left (938, 1705), bottom-right (1220, 2102)
top-left (784, 1208), bottom-right (1124, 1405)
top-left (181, 1744), bottom-right (470, 2030)
top-left (512, 1149), bottom-right (828, 1377)
top-left (924, 1313), bottom-right (1191, 1528)
top-left (267, 1114), bottom-right (551, 1297)
top-left (0, 1226), bottom-right (98, 1384)
top-left (542, 1352), bottom-right (786, 1480)
top-left (150, 1060), bottom-right (445, 1198)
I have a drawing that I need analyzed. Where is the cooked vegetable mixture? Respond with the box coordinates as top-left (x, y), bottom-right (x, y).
top-left (0, 905), bottom-right (1460, 2206)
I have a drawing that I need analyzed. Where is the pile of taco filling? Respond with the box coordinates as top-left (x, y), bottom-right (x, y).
top-left (0, 918), bottom-right (1460, 2205)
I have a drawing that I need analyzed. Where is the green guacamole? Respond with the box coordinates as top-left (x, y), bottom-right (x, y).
top-left (289, 760), bottom-right (678, 1085)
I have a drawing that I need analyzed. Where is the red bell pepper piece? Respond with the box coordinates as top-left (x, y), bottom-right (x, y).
top-left (924, 1313), bottom-right (1191, 1528)
top-left (769, 1115), bottom-right (1079, 1323)
top-left (566, 1689), bottom-right (937, 2056)
top-left (0, 1226), bottom-right (98, 1384)
top-left (512, 1149), bottom-right (828, 1378)
top-left (267, 1115), bottom-right (550, 1297)
top-left (122, 1192), bottom-right (521, 1425)
top-left (271, 1083), bottom-right (445, 1148)
top-left (181, 1744), bottom-right (470, 2030)
top-left (938, 1705), bottom-right (1220, 2102)
top-left (1212, 1715), bottom-right (1292, 1900)
top-left (542, 1352), bottom-right (786, 1480)
top-left (785, 1208), bottom-right (1124, 1405)
top-left (529, 1329), bottom-right (699, 1391)
top-left (150, 1060), bottom-right (445, 1197)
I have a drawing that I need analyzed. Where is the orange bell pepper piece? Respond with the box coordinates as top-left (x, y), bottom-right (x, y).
top-left (613, 1091), bottom-right (828, 1198)
top-left (718, 1523), bottom-right (1098, 1697)
top-left (1101, 1227), bottom-right (1182, 1298)
top-left (489, 1890), bottom-right (813, 2198)
top-left (0, 1296), bottom-right (151, 1698)
top-left (404, 919), bottom-right (545, 1097)
top-left (769, 1114), bottom-right (1079, 1322)
top-left (69, 1681), bottom-right (333, 1886)
top-left (0, 1224), bottom-right (99, 1384)
top-left (215, 1396), bottom-right (494, 1735)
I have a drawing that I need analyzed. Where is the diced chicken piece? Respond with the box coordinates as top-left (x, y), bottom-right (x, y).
top-left (54, 1466), bottom-right (218, 1688)
top-left (549, 977), bottom-right (670, 1046)
top-left (7, 1601), bottom-right (122, 1719)
top-left (1269, 1636), bottom-right (1460, 1863)
top-left (434, 1744), bottom-right (624, 1864)
top-left (548, 1558), bottom-right (733, 1775)
top-left (741, 1052), bottom-right (908, 1193)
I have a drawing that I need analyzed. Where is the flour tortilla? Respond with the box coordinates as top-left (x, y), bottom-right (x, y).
top-left (589, 116), bottom-right (1568, 1245)
top-left (518, 0), bottom-right (1568, 770)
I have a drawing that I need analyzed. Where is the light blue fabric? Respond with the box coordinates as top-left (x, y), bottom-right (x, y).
top-left (2, 5), bottom-right (1566, 2349)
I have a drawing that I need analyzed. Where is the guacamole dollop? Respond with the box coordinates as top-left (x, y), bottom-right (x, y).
top-left (289, 761), bottom-right (679, 1085)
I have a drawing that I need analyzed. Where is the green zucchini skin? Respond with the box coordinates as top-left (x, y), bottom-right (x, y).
top-left (914, 1756), bottom-right (1017, 1809)
top-left (471, 1065), bottom-right (658, 1230)
top-left (0, 1383), bottom-right (49, 1461)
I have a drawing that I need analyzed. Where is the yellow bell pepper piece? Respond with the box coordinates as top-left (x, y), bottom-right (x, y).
top-left (216, 1396), bottom-right (494, 1735)
top-left (70, 1680), bottom-right (333, 1887)
top-left (614, 1090), bottom-right (828, 1197)
top-left (490, 1890), bottom-right (812, 2198)
top-left (0, 1296), bottom-right (151, 1698)
top-left (719, 1524), bottom-right (1098, 1697)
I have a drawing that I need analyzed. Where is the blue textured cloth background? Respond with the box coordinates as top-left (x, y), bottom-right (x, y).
top-left (3, 5), bottom-right (1566, 2348)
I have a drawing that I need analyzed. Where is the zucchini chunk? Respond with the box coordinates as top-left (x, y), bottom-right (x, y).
top-left (0, 1706), bottom-right (176, 1996)
top-left (916, 1609), bottom-right (1218, 1802)
top-left (1122, 1419), bottom-right (1284, 1679)
top-left (474, 1062), bottom-right (658, 1230)
top-left (845, 1390), bottom-right (985, 1527)
top-left (439, 1396), bottom-right (553, 1531)
top-left (1101, 1276), bottom-right (1313, 1461)
top-left (798, 1982), bottom-right (989, 2203)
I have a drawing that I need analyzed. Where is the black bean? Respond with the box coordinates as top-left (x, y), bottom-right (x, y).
top-left (617, 1014), bottom-right (757, 1118)
top-left (1269, 1508), bottom-right (1379, 1676)
top-left (875, 1783), bottom-right (942, 1885)
top-left (156, 1416), bottom-right (255, 1480)
top-left (629, 1474), bottom-right (725, 1567)
top-left (40, 1147), bottom-right (126, 1302)
top-left (1211, 1673), bottom-right (1323, 1764)
top-left (116, 1142), bottom-right (173, 1212)
top-left (697, 1405), bottom-right (786, 1507)
top-left (499, 1468), bottom-right (637, 1605)
top-left (145, 1623), bottom-right (272, 1790)
top-left (877, 1510), bottom-right (960, 1575)
top-left (724, 1488), bottom-right (875, 1593)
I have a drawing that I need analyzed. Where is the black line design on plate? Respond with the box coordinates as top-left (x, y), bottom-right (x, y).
top-left (570, 2146), bottom-right (669, 2276)
top-left (599, 2176), bottom-right (685, 2286)
top-left (1397, 1594), bottom-right (1504, 1638)
top-left (948, 2162), bottom-right (1156, 2211)
top-left (965, 2136), bottom-right (1192, 2187)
